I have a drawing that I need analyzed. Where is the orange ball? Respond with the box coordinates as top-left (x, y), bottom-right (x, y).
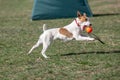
top-left (85, 26), bottom-right (93, 33)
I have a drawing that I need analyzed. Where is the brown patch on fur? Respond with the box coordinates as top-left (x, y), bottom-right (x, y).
top-left (59, 28), bottom-right (73, 38)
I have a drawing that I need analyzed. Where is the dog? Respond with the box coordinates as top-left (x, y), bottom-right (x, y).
top-left (28, 11), bottom-right (95, 58)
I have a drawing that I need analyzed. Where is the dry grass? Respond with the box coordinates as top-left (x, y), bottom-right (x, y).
top-left (0, 0), bottom-right (120, 80)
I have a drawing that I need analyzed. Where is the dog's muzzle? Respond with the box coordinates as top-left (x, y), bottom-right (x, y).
top-left (83, 24), bottom-right (92, 30)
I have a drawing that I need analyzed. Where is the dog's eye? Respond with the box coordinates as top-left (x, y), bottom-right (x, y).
top-left (85, 18), bottom-right (88, 21)
top-left (79, 17), bottom-right (81, 19)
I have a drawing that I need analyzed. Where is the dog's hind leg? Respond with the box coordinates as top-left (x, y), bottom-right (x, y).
top-left (28, 38), bottom-right (42, 54)
top-left (41, 40), bottom-right (51, 58)
top-left (41, 35), bottom-right (53, 58)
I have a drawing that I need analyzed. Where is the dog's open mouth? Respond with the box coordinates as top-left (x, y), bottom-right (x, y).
top-left (83, 24), bottom-right (93, 33)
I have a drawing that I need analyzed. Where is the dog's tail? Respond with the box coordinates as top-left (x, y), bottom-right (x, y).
top-left (43, 24), bottom-right (47, 32)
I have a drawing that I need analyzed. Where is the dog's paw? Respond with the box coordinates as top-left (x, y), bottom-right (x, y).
top-left (27, 52), bottom-right (30, 55)
top-left (91, 38), bottom-right (96, 41)
top-left (87, 37), bottom-right (95, 41)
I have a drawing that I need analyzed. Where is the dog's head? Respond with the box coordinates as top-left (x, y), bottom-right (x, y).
top-left (76, 11), bottom-right (92, 30)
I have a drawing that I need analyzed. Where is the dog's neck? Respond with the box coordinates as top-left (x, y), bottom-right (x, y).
top-left (74, 18), bottom-right (81, 27)
top-left (72, 18), bottom-right (82, 26)
top-left (65, 18), bottom-right (82, 29)
top-left (64, 17), bottom-right (87, 32)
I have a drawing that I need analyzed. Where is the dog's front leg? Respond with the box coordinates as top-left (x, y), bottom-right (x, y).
top-left (74, 32), bottom-right (94, 41)
top-left (75, 35), bottom-right (94, 41)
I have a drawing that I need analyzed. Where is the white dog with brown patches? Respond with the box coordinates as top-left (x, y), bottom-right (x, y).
top-left (28, 11), bottom-right (95, 58)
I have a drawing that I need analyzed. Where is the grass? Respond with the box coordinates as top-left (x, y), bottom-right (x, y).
top-left (0, 0), bottom-right (120, 80)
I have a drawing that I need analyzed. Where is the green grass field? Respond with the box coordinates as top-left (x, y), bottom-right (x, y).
top-left (0, 0), bottom-right (120, 80)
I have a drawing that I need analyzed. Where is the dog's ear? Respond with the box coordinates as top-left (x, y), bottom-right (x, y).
top-left (83, 13), bottom-right (87, 17)
top-left (77, 11), bottom-right (81, 17)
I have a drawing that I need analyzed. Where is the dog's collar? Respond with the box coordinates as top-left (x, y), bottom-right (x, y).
top-left (75, 19), bottom-right (80, 27)
top-left (75, 19), bottom-right (87, 31)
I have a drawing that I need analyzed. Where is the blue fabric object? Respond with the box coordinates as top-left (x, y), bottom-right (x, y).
top-left (32, 0), bottom-right (93, 20)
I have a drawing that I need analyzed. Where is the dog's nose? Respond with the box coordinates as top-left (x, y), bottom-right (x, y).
top-left (90, 24), bottom-right (92, 26)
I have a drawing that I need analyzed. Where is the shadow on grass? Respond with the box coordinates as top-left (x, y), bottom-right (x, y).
top-left (61, 50), bottom-right (120, 56)
top-left (93, 13), bottom-right (120, 17)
